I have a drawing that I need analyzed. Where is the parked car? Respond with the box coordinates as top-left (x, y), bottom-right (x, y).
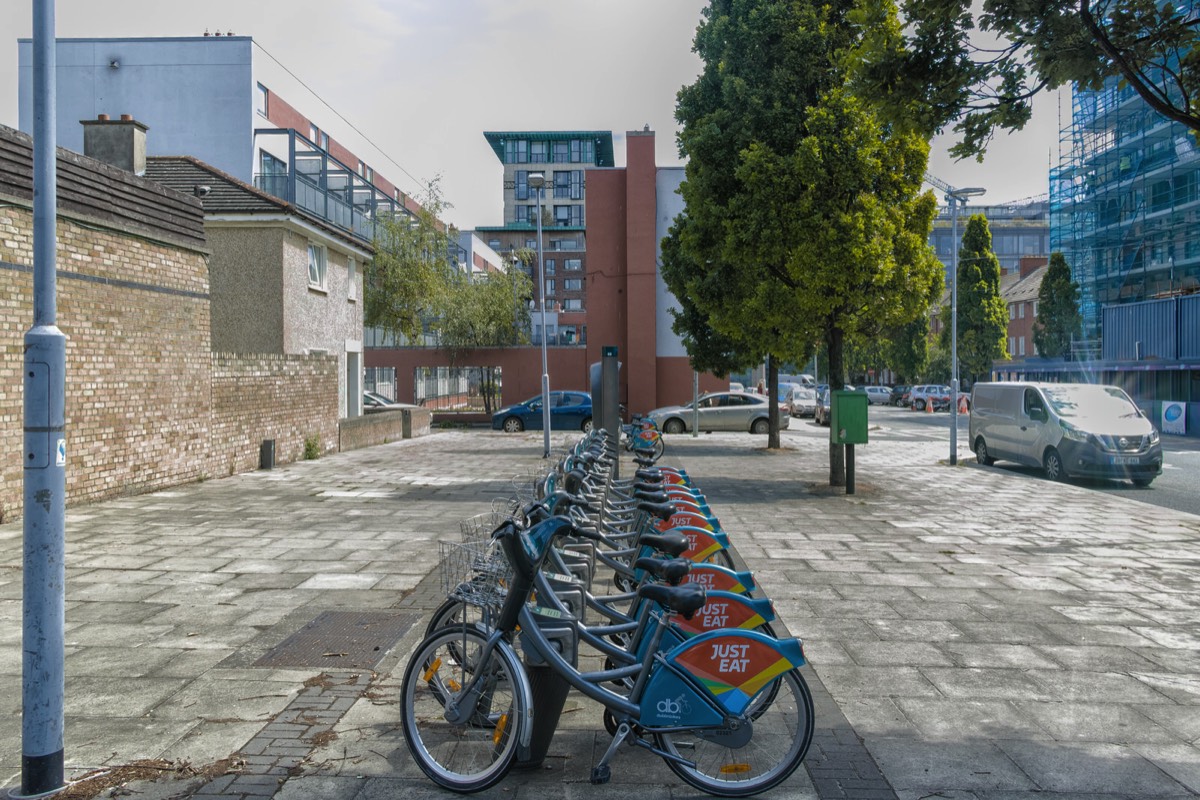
top-left (864, 386), bottom-right (892, 405)
top-left (890, 385), bottom-right (912, 406)
top-left (492, 390), bottom-right (594, 433)
top-left (787, 386), bottom-right (818, 417)
top-left (910, 385), bottom-right (951, 411)
top-left (970, 382), bottom-right (1162, 486)
top-left (647, 391), bottom-right (788, 434)
top-left (814, 388), bottom-right (832, 426)
top-left (729, 382), bottom-right (745, 392)
top-left (363, 391), bottom-right (406, 413)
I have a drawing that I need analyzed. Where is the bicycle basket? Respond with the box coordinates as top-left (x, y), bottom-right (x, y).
top-left (438, 539), bottom-right (512, 609)
top-left (460, 510), bottom-right (512, 544)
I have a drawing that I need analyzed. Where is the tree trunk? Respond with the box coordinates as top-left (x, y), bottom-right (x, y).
top-left (828, 326), bottom-right (846, 486)
top-left (767, 356), bottom-right (780, 449)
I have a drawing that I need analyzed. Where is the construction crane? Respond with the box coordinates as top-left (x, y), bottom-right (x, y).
top-left (923, 172), bottom-right (955, 197)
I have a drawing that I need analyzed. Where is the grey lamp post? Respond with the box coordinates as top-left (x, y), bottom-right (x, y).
top-left (947, 185), bottom-right (986, 465)
top-left (528, 171), bottom-right (551, 457)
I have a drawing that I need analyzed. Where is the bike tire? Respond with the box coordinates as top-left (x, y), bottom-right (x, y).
top-left (704, 547), bottom-right (737, 570)
top-left (424, 596), bottom-right (489, 639)
top-left (400, 625), bottom-right (527, 793)
top-left (655, 667), bottom-right (814, 797)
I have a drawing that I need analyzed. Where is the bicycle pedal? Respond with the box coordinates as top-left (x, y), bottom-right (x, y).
top-left (591, 765), bottom-right (611, 785)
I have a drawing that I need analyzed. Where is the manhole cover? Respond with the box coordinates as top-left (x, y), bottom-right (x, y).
top-left (254, 610), bottom-right (416, 670)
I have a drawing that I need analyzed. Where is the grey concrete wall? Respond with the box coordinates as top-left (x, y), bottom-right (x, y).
top-left (18, 37), bottom-right (255, 181)
top-left (207, 226), bottom-right (286, 354)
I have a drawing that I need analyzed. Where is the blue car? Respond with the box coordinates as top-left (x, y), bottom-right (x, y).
top-left (492, 391), bottom-right (593, 433)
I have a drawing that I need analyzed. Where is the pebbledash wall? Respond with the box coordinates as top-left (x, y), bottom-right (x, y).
top-left (0, 126), bottom-right (339, 522)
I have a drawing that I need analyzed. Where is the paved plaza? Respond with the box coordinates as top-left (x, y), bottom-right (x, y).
top-left (1, 422), bottom-right (1198, 799)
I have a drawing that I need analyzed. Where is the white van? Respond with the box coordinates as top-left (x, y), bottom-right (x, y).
top-left (969, 382), bottom-right (1162, 486)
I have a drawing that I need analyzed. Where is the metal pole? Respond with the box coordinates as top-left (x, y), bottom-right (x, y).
top-left (535, 184), bottom-right (550, 457)
top-left (950, 196), bottom-right (960, 466)
top-left (22, 0), bottom-right (67, 795)
top-left (692, 370), bottom-right (699, 438)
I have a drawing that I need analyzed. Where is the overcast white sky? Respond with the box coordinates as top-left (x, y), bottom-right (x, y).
top-left (0, 0), bottom-right (1061, 229)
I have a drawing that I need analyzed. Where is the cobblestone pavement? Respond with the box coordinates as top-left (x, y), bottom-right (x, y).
top-left (1, 424), bottom-right (1198, 800)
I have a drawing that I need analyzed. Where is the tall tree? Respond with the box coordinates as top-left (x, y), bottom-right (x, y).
top-left (366, 180), bottom-right (458, 345)
top-left (1034, 252), bottom-right (1083, 359)
top-left (439, 265), bottom-right (533, 414)
top-left (940, 214), bottom-right (1008, 384)
top-left (851, 0), bottom-right (1200, 159)
top-left (664, 0), bottom-right (943, 483)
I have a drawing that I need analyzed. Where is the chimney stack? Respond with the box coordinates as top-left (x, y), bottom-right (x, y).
top-left (80, 114), bottom-right (149, 176)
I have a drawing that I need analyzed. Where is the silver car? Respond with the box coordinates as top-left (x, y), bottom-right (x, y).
top-left (648, 391), bottom-right (788, 434)
top-left (787, 386), bottom-right (818, 417)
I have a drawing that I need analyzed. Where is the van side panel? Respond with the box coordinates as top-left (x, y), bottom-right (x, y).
top-left (970, 384), bottom-right (1030, 464)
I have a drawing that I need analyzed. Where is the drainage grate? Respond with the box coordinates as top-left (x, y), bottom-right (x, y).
top-left (254, 610), bottom-right (416, 670)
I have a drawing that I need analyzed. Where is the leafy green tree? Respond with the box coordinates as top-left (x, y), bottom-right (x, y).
top-left (664, 0), bottom-right (943, 482)
top-left (439, 265), bottom-right (533, 414)
top-left (1033, 251), bottom-right (1083, 359)
top-left (882, 316), bottom-right (932, 384)
top-left (851, 0), bottom-right (1200, 159)
top-left (939, 214), bottom-right (1008, 384)
top-left (366, 180), bottom-right (458, 345)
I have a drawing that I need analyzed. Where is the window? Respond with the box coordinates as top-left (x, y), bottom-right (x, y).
top-left (525, 238), bottom-right (537, 249)
top-left (1033, 300), bottom-right (1039, 316)
top-left (309, 124), bottom-right (320, 143)
top-left (1019, 303), bottom-right (1025, 319)
top-left (565, 278), bottom-right (582, 291)
top-left (320, 131), bottom-right (329, 151)
top-left (530, 141), bottom-right (548, 162)
top-left (555, 170), bottom-right (582, 199)
top-left (260, 150), bottom-right (287, 176)
top-left (1019, 337), bottom-right (1026, 356)
top-left (308, 243), bottom-right (327, 289)
top-left (564, 298), bottom-right (583, 311)
top-left (488, 238), bottom-right (501, 249)
top-left (255, 83), bottom-right (268, 116)
top-left (348, 257), bottom-right (357, 301)
top-left (544, 259), bottom-right (556, 274)
top-left (1008, 336), bottom-right (1016, 355)
top-left (550, 238), bottom-right (580, 251)
top-left (553, 141), bottom-right (569, 163)
top-left (1009, 304), bottom-right (1015, 320)
top-left (515, 170), bottom-right (529, 201)
top-left (554, 205), bottom-right (584, 226)
top-left (565, 258), bottom-right (582, 271)
top-left (545, 279), bottom-right (555, 296)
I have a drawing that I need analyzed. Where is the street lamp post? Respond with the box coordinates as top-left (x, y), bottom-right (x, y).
top-left (947, 185), bottom-right (986, 465)
top-left (528, 172), bottom-right (551, 457)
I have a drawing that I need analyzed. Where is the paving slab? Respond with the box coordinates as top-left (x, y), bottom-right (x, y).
top-left (0, 424), bottom-right (1197, 799)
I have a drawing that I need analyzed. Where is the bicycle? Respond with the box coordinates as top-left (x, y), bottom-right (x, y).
top-left (400, 507), bottom-right (814, 796)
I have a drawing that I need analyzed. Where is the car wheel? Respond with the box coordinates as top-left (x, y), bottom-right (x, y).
top-left (663, 418), bottom-right (685, 435)
top-left (974, 438), bottom-right (995, 466)
top-left (916, 399), bottom-right (926, 411)
top-left (751, 418), bottom-right (769, 434)
top-left (502, 417), bottom-right (524, 433)
top-left (581, 417), bottom-right (593, 433)
top-left (1043, 448), bottom-right (1066, 482)
top-left (1131, 475), bottom-right (1155, 487)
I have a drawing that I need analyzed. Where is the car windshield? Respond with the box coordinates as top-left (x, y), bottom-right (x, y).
top-left (1041, 385), bottom-right (1140, 419)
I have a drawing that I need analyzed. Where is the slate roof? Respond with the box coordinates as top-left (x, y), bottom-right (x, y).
top-left (144, 156), bottom-right (372, 252)
top-left (1002, 265), bottom-right (1046, 305)
top-left (0, 124), bottom-right (205, 250)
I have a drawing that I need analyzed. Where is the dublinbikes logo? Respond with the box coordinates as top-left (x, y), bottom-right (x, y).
top-left (656, 694), bottom-right (691, 720)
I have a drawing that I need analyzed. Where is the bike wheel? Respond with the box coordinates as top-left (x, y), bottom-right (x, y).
top-left (704, 547), bottom-right (737, 570)
top-left (656, 668), bottom-right (814, 797)
top-left (424, 596), bottom-right (489, 639)
top-left (401, 625), bottom-right (527, 793)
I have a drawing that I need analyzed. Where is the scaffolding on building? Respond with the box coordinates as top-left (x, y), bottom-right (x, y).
top-left (1050, 78), bottom-right (1200, 339)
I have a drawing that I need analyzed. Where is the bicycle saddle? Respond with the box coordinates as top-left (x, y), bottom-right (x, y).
top-left (638, 582), bottom-right (707, 619)
top-left (633, 454), bottom-right (657, 466)
top-left (638, 531), bottom-right (689, 558)
top-left (634, 556), bottom-right (691, 586)
top-left (637, 500), bottom-right (676, 521)
top-left (633, 488), bottom-right (670, 503)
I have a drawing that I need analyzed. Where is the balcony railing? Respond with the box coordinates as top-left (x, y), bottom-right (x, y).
top-left (253, 128), bottom-right (408, 245)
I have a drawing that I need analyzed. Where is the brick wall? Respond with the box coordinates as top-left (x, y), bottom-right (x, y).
top-left (210, 353), bottom-right (339, 476)
top-left (1, 204), bottom-right (212, 521)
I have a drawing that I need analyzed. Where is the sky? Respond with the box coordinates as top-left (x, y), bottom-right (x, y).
top-left (0, 0), bottom-right (1062, 230)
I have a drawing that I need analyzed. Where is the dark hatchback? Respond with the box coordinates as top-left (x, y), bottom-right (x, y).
top-left (492, 391), bottom-right (594, 433)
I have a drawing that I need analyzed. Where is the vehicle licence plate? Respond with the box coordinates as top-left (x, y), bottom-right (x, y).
top-left (1110, 456), bottom-right (1140, 465)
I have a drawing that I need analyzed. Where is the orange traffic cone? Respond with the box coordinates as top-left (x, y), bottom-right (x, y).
top-left (926, 396), bottom-right (934, 414)
top-left (958, 394), bottom-right (969, 414)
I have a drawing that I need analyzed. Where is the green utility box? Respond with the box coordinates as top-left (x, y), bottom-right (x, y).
top-left (830, 391), bottom-right (869, 445)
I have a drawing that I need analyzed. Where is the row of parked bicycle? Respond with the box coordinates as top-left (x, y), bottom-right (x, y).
top-left (398, 422), bottom-right (814, 796)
